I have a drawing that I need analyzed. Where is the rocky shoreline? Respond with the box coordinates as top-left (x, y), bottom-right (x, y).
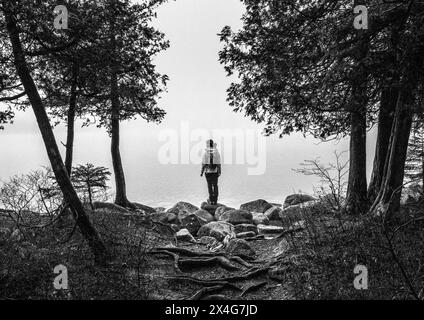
top-left (141, 194), bottom-right (325, 258)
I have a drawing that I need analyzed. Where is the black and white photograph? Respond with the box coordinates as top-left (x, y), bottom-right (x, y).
top-left (0, 0), bottom-right (424, 306)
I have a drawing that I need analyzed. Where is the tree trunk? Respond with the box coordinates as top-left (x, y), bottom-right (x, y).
top-left (4, 7), bottom-right (109, 265)
top-left (346, 16), bottom-right (369, 215)
top-left (346, 107), bottom-right (369, 214)
top-left (109, 2), bottom-right (132, 208)
top-left (367, 87), bottom-right (397, 203)
top-left (87, 181), bottom-right (94, 210)
top-left (65, 61), bottom-right (79, 176)
top-left (371, 91), bottom-right (414, 220)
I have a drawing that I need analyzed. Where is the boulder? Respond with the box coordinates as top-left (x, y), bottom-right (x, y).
top-left (240, 199), bottom-right (272, 213)
top-left (215, 206), bottom-right (234, 220)
top-left (176, 229), bottom-right (196, 243)
top-left (197, 221), bottom-right (236, 242)
top-left (268, 220), bottom-right (283, 227)
top-left (252, 212), bottom-right (269, 226)
top-left (280, 200), bottom-right (324, 225)
top-left (257, 224), bottom-right (286, 235)
top-left (151, 211), bottom-right (177, 224)
top-left (234, 224), bottom-right (258, 235)
top-left (225, 238), bottom-right (256, 258)
top-left (167, 202), bottom-right (199, 215)
top-left (194, 209), bottom-right (215, 225)
top-left (236, 231), bottom-right (256, 239)
top-left (200, 202), bottom-right (224, 215)
top-left (270, 203), bottom-right (282, 208)
top-left (218, 209), bottom-right (253, 225)
top-left (198, 236), bottom-right (218, 246)
top-left (283, 194), bottom-right (316, 208)
top-left (179, 213), bottom-right (202, 235)
top-left (264, 206), bottom-right (283, 221)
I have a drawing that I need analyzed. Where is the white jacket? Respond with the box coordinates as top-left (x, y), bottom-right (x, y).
top-left (202, 148), bottom-right (221, 174)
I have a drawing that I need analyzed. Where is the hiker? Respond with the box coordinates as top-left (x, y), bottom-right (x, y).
top-left (200, 139), bottom-right (221, 205)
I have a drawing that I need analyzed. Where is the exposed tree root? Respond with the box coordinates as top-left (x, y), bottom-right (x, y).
top-left (165, 275), bottom-right (233, 287)
top-left (229, 256), bottom-right (254, 268)
top-left (244, 235), bottom-right (265, 241)
top-left (189, 285), bottom-right (225, 300)
top-left (179, 256), bottom-right (240, 271)
top-left (219, 265), bottom-right (271, 282)
top-left (240, 281), bottom-right (268, 297)
top-left (150, 250), bottom-right (241, 272)
top-left (154, 246), bottom-right (225, 257)
top-left (150, 250), bottom-right (181, 273)
top-left (167, 265), bottom-right (271, 284)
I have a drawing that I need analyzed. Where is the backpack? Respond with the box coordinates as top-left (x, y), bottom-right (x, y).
top-left (208, 152), bottom-right (218, 171)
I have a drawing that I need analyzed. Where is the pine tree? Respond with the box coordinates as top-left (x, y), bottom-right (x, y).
top-left (71, 164), bottom-right (111, 209)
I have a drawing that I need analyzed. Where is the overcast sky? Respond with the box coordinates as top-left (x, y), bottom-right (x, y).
top-left (0, 0), bottom-right (377, 207)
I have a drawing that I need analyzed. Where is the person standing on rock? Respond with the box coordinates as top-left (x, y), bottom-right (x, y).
top-left (200, 139), bottom-right (221, 205)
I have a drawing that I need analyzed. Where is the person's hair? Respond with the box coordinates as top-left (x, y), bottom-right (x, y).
top-left (207, 139), bottom-right (214, 148)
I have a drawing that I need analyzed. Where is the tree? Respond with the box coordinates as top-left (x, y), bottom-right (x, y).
top-left (370, 2), bottom-right (424, 220)
top-left (219, 0), bottom-right (424, 218)
top-left (368, 87), bottom-right (398, 203)
top-left (20, 1), bottom-right (112, 176)
top-left (78, 0), bottom-right (168, 208)
top-left (0, 168), bottom-right (62, 218)
top-left (0, 0), bottom-right (109, 265)
top-left (345, 0), bottom-right (369, 215)
top-left (218, 0), bottom-right (376, 214)
top-left (71, 164), bottom-right (111, 209)
top-left (6, 0), bottom-right (169, 209)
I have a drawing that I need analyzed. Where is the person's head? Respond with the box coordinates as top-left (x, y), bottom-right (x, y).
top-left (206, 139), bottom-right (215, 148)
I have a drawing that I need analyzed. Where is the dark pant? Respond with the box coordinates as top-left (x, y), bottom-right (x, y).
top-left (205, 173), bottom-right (219, 204)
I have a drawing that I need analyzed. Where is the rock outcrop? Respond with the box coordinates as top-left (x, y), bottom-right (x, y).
top-left (151, 211), bottom-right (178, 224)
top-left (257, 224), bottom-right (286, 235)
top-left (197, 221), bottom-right (236, 242)
top-left (240, 199), bottom-right (273, 213)
top-left (167, 202), bottom-right (199, 215)
top-left (252, 212), bottom-right (269, 226)
top-left (225, 238), bottom-right (256, 258)
top-left (234, 224), bottom-right (258, 235)
top-left (176, 229), bottom-right (196, 242)
top-left (280, 200), bottom-right (324, 225)
top-left (200, 202), bottom-right (224, 215)
top-left (283, 194), bottom-right (316, 208)
top-left (179, 213), bottom-right (202, 235)
top-left (218, 209), bottom-right (253, 225)
top-left (264, 206), bottom-right (283, 221)
top-left (194, 209), bottom-right (215, 225)
top-left (215, 206), bottom-right (234, 220)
